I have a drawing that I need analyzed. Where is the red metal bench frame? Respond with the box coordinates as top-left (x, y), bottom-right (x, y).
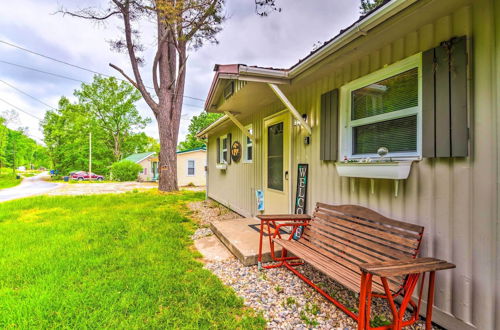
top-left (257, 208), bottom-right (455, 330)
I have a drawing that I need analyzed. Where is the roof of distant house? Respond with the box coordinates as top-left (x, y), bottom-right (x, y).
top-left (176, 146), bottom-right (206, 154)
top-left (122, 152), bottom-right (156, 163)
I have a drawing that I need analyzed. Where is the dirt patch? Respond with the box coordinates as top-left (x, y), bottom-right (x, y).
top-left (47, 181), bottom-right (158, 196)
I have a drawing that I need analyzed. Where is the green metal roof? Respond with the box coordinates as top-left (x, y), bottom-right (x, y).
top-left (122, 152), bottom-right (156, 163)
top-left (176, 146), bottom-right (206, 154)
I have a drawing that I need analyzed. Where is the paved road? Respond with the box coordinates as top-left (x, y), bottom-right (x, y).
top-left (0, 173), bottom-right (60, 202)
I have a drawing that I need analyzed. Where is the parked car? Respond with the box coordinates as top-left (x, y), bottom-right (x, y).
top-left (70, 171), bottom-right (104, 181)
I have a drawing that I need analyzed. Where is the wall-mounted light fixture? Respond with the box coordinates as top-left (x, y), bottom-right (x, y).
top-left (294, 113), bottom-right (308, 126)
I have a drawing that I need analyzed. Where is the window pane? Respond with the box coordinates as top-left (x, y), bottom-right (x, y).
top-left (222, 151), bottom-right (227, 162)
top-left (353, 115), bottom-right (417, 155)
top-left (188, 160), bottom-right (195, 175)
top-left (247, 146), bottom-right (252, 161)
top-left (222, 138), bottom-right (227, 149)
top-left (267, 122), bottom-right (283, 191)
top-left (351, 68), bottom-right (418, 120)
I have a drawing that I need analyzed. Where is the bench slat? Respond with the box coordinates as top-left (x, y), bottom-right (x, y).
top-left (360, 258), bottom-right (456, 277)
top-left (306, 221), bottom-right (413, 260)
top-left (315, 206), bottom-right (422, 239)
top-left (300, 233), bottom-right (405, 290)
top-left (316, 203), bottom-right (424, 233)
top-left (312, 215), bottom-right (418, 254)
top-left (274, 238), bottom-right (399, 294)
top-left (314, 211), bottom-right (420, 249)
top-left (304, 227), bottom-right (388, 263)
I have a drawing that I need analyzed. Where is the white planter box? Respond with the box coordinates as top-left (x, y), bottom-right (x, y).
top-left (216, 163), bottom-right (228, 170)
top-left (335, 161), bottom-right (413, 180)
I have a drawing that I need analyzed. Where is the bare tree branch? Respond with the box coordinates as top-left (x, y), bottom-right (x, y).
top-left (109, 63), bottom-right (158, 115)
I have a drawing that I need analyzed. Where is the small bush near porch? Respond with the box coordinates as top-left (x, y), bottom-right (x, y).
top-left (0, 191), bottom-right (265, 328)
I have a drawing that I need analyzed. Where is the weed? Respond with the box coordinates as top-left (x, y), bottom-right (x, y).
top-left (284, 297), bottom-right (297, 306)
top-left (370, 314), bottom-right (391, 328)
top-left (274, 286), bottom-right (284, 293)
top-left (300, 311), bottom-right (319, 327)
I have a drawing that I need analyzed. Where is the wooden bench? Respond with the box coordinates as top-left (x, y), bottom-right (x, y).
top-left (257, 203), bottom-right (455, 330)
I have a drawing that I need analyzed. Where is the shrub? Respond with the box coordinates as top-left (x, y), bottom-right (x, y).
top-left (110, 160), bottom-right (142, 182)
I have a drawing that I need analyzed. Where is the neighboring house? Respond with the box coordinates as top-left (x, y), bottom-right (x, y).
top-left (122, 152), bottom-right (159, 181)
top-left (197, 0), bottom-right (500, 329)
top-left (176, 147), bottom-right (206, 186)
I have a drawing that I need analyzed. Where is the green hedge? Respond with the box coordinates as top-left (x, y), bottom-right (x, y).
top-left (110, 160), bottom-right (142, 181)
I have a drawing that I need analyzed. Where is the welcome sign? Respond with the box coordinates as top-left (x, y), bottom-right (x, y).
top-left (293, 164), bottom-right (308, 240)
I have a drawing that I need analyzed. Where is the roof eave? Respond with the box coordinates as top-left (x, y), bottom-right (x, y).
top-left (288, 0), bottom-right (419, 77)
top-left (196, 115), bottom-right (230, 138)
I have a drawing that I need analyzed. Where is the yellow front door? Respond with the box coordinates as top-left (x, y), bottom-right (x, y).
top-left (263, 112), bottom-right (290, 214)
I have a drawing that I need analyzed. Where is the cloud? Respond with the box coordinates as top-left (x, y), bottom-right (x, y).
top-left (0, 0), bottom-right (359, 145)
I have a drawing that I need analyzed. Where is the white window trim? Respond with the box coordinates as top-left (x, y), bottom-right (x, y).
top-left (218, 134), bottom-right (228, 164)
top-left (243, 124), bottom-right (253, 163)
top-left (187, 159), bottom-right (195, 176)
top-left (339, 53), bottom-right (423, 160)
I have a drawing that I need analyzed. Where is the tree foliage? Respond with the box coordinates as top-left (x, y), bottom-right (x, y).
top-left (74, 75), bottom-right (150, 161)
top-left (110, 160), bottom-right (143, 181)
top-left (41, 76), bottom-right (154, 175)
top-left (178, 112), bottom-right (222, 151)
top-left (360, 0), bottom-right (386, 14)
top-left (0, 113), bottom-right (50, 171)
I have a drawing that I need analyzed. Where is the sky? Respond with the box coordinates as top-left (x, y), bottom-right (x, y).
top-left (0, 0), bottom-right (361, 145)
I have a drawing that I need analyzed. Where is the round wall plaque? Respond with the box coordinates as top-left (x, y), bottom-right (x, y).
top-left (231, 141), bottom-right (242, 162)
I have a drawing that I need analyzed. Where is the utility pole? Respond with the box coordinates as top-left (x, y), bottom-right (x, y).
top-left (89, 132), bottom-right (92, 182)
top-left (12, 137), bottom-right (16, 174)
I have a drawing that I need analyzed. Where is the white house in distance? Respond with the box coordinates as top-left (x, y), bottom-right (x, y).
top-left (122, 152), bottom-right (159, 181)
top-left (176, 147), bottom-right (206, 187)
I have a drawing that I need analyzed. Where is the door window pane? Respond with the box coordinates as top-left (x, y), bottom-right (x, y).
top-left (267, 122), bottom-right (284, 191)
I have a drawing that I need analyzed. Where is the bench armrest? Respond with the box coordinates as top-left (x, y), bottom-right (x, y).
top-left (359, 257), bottom-right (456, 277)
top-left (257, 214), bottom-right (311, 221)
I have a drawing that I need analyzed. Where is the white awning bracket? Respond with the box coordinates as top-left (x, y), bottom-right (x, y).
top-left (223, 111), bottom-right (255, 141)
top-left (268, 83), bottom-right (312, 135)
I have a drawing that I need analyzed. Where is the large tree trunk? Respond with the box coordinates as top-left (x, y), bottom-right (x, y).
top-left (157, 109), bottom-right (179, 191)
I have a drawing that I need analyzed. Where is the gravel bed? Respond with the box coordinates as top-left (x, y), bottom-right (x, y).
top-left (188, 200), bottom-right (240, 226)
top-left (191, 227), bottom-right (213, 240)
top-left (206, 260), bottom-right (438, 329)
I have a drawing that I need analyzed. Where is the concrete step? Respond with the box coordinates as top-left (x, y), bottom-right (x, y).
top-left (210, 218), bottom-right (282, 266)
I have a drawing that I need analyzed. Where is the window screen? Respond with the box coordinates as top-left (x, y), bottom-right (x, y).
top-left (351, 68), bottom-right (418, 120)
top-left (353, 115), bottom-right (417, 155)
top-left (187, 160), bottom-right (195, 175)
top-left (221, 137), bottom-right (228, 162)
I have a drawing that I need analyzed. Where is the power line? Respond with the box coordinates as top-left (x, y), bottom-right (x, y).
top-left (0, 39), bottom-right (112, 78)
top-left (0, 59), bottom-right (84, 83)
top-left (0, 59), bottom-right (206, 105)
top-left (0, 39), bottom-right (207, 103)
top-left (0, 79), bottom-right (57, 110)
top-left (0, 97), bottom-right (43, 121)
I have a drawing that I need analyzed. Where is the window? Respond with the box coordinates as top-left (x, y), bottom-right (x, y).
top-left (340, 53), bottom-right (422, 159)
top-left (187, 160), bottom-right (195, 176)
top-left (144, 167), bottom-right (147, 175)
top-left (244, 125), bottom-right (253, 163)
top-left (267, 122), bottom-right (284, 191)
top-left (220, 135), bottom-right (228, 163)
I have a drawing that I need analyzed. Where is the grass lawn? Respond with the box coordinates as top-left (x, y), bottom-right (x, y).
top-left (0, 191), bottom-right (265, 329)
top-left (0, 173), bottom-right (22, 189)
